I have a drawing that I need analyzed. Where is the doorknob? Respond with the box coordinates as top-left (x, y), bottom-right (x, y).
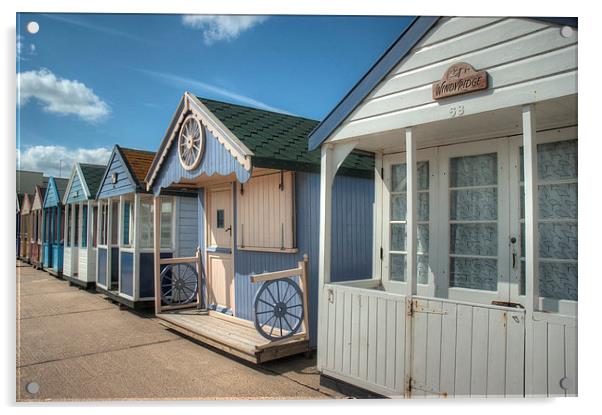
top-left (510, 236), bottom-right (517, 268)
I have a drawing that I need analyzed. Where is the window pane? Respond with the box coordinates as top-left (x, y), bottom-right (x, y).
top-left (160, 200), bottom-right (172, 249)
top-left (417, 254), bottom-right (429, 284)
top-left (417, 224), bottom-right (429, 254)
top-left (538, 140), bottom-right (578, 181)
top-left (391, 192), bottom-right (429, 221)
top-left (390, 253), bottom-right (406, 281)
top-left (110, 202), bottom-right (118, 245)
top-left (140, 200), bottom-right (153, 249)
top-left (539, 222), bottom-right (577, 260)
top-left (539, 262), bottom-right (578, 301)
top-left (539, 183), bottom-right (578, 219)
top-left (216, 209), bottom-right (225, 229)
top-left (391, 223), bottom-right (405, 251)
top-left (74, 205), bottom-right (79, 246)
top-left (450, 189), bottom-right (497, 220)
top-left (450, 153), bottom-right (497, 187)
top-left (391, 161), bottom-right (429, 192)
top-left (82, 205), bottom-right (88, 248)
top-left (450, 223), bottom-right (497, 257)
top-left (450, 257), bottom-right (497, 291)
top-left (122, 201), bottom-right (131, 245)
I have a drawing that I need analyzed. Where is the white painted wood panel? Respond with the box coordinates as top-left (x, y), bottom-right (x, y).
top-left (320, 283), bottom-right (407, 396)
top-left (532, 314), bottom-right (577, 397)
top-left (418, 17), bottom-right (505, 48)
top-left (410, 297), bottom-right (525, 398)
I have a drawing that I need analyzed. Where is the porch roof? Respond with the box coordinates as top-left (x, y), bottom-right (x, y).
top-left (118, 146), bottom-right (155, 189)
top-left (307, 17), bottom-right (578, 151)
top-left (198, 97), bottom-right (374, 177)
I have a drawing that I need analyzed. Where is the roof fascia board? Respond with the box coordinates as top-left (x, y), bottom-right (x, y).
top-left (115, 145), bottom-right (141, 191)
top-left (61, 165), bottom-right (78, 205)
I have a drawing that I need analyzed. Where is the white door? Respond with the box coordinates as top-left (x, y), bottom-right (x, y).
top-left (206, 186), bottom-right (235, 311)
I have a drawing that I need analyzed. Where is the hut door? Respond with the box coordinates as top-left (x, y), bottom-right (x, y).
top-left (206, 186), bottom-right (234, 312)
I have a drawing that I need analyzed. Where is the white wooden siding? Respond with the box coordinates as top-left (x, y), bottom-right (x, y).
top-left (532, 313), bottom-right (577, 397)
top-left (330, 17), bottom-right (577, 142)
top-left (410, 297), bottom-right (525, 398)
top-left (63, 248), bottom-right (72, 276)
top-left (321, 282), bottom-right (407, 396)
top-left (236, 171), bottom-right (294, 250)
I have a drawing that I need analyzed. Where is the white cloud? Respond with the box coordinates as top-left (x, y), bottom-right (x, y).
top-left (18, 68), bottom-right (110, 122)
top-left (17, 145), bottom-right (111, 178)
top-left (182, 15), bottom-right (267, 45)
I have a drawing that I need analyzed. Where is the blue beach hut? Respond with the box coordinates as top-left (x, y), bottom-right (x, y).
top-left (145, 92), bottom-right (374, 363)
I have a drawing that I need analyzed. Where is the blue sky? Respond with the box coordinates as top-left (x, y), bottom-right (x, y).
top-left (16, 13), bottom-right (412, 177)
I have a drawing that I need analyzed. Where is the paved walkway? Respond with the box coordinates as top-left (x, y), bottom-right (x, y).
top-left (16, 262), bottom-right (344, 401)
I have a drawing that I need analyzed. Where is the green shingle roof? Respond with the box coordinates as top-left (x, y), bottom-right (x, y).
top-left (198, 97), bottom-right (374, 177)
top-left (79, 163), bottom-right (107, 197)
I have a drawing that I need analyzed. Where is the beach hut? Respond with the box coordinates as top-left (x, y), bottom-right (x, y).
top-left (61, 163), bottom-right (106, 288)
top-left (94, 146), bottom-right (196, 308)
top-left (42, 177), bottom-right (68, 276)
top-left (30, 185), bottom-right (46, 269)
top-left (145, 93), bottom-right (374, 363)
top-left (309, 17), bottom-right (578, 398)
top-left (16, 193), bottom-right (23, 258)
top-left (19, 193), bottom-right (32, 262)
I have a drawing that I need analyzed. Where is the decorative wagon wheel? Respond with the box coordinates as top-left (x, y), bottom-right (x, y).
top-left (178, 115), bottom-right (205, 170)
top-left (160, 263), bottom-right (198, 305)
top-left (253, 278), bottom-right (304, 341)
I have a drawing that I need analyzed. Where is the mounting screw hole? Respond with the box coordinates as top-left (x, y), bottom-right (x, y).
top-left (26, 381), bottom-right (39, 394)
top-left (27, 21), bottom-right (40, 34)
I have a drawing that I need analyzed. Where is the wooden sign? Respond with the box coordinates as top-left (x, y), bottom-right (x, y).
top-left (432, 62), bottom-right (488, 100)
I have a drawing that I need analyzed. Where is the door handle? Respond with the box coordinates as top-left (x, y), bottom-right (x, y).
top-left (225, 226), bottom-right (232, 234)
top-left (512, 252), bottom-right (516, 268)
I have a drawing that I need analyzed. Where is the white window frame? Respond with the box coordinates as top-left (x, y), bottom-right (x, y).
top-left (382, 148), bottom-right (437, 297)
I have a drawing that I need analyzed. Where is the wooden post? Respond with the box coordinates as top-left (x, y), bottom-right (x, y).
top-left (405, 127), bottom-right (418, 296)
top-left (403, 127), bottom-right (417, 398)
top-left (153, 196), bottom-right (162, 315)
top-left (522, 104), bottom-right (539, 396)
top-left (298, 254), bottom-right (310, 340)
top-left (373, 152), bottom-right (384, 280)
top-left (317, 140), bottom-right (357, 370)
top-left (195, 246), bottom-right (203, 309)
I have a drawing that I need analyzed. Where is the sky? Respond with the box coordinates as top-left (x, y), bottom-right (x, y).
top-left (16, 13), bottom-right (413, 177)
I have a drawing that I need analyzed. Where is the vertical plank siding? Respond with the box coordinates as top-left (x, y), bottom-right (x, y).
top-left (532, 314), bottom-right (578, 397)
top-left (321, 284), bottom-right (407, 396)
top-left (232, 172), bottom-right (374, 348)
top-left (177, 196), bottom-right (199, 257)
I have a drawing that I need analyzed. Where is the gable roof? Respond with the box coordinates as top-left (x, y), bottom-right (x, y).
top-left (308, 16), bottom-right (578, 151)
top-left (197, 98), bottom-right (372, 175)
top-left (21, 193), bottom-right (32, 214)
top-left (118, 146), bottom-right (155, 189)
top-left (17, 193), bottom-right (24, 213)
top-left (146, 94), bottom-right (374, 189)
top-left (64, 163), bottom-right (106, 203)
top-left (43, 177), bottom-right (69, 208)
top-left (31, 185), bottom-right (46, 211)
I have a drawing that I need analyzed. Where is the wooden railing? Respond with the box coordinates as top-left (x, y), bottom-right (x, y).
top-left (154, 247), bottom-right (203, 314)
top-left (250, 254), bottom-right (310, 344)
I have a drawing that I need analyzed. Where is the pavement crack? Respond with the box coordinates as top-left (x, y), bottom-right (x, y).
top-left (17, 338), bottom-right (184, 369)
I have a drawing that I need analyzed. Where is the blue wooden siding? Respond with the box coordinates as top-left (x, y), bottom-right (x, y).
top-left (97, 247), bottom-right (107, 286)
top-left (120, 251), bottom-right (134, 296)
top-left (177, 196), bottom-right (199, 257)
top-left (65, 170), bottom-right (86, 203)
top-left (97, 150), bottom-right (137, 199)
top-left (152, 126), bottom-right (251, 196)
top-left (194, 172), bottom-right (373, 347)
top-left (139, 252), bottom-right (173, 298)
top-left (43, 177), bottom-right (61, 208)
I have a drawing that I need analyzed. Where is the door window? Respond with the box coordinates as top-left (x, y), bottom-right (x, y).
top-left (448, 153), bottom-right (499, 291)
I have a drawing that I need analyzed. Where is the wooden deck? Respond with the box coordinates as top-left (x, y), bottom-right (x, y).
top-left (156, 309), bottom-right (310, 364)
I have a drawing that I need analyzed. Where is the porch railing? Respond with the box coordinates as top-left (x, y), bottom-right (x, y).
top-left (250, 255), bottom-right (310, 344)
top-left (154, 247), bottom-right (203, 314)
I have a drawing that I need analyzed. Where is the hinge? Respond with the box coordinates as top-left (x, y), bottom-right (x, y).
top-left (240, 183), bottom-right (244, 195)
top-left (379, 247), bottom-right (383, 260)
top-left (380, 167), bottom-right (384, 177)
